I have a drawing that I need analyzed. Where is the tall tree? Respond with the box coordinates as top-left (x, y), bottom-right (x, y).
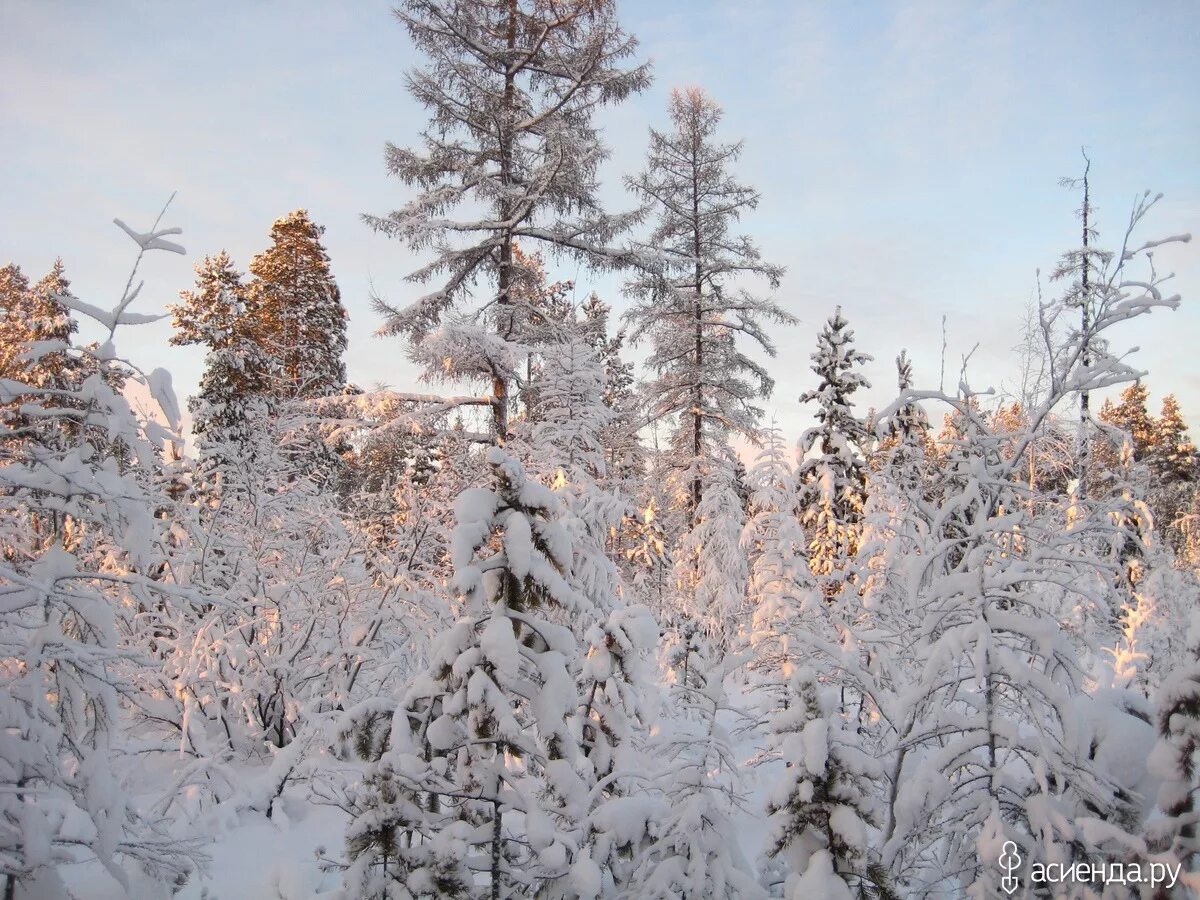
top-left (1152, 394), bottom-right (1199, 485)
top-left (1149, 395), bottom-right (1198, 549)
top-left (246, 209), bottom-right (347, 401)
top-left (27, 260), bottom-right (84, 391)
top-left (797, 307), bottom-right (872, 584)
top-left (368, 0), bottom-right (650, 441)
top-left (626, 86), bottom-right (793, 520)
top-left (1053, 153), bottom-right (1100, 490)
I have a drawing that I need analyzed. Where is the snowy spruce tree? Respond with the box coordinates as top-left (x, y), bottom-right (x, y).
top-left (572, 605), bottom-right (661, 897)
top-left (764, 669), bottom-right (889, 900)
top-left (1148, 394), bottom-right (1199, 555)
top-left (625, 86), bottom-right (793, 520)
top-left (339, 449), bottom-right (592, 898)
top-left (630, 641), bottom-right (765, 900)
top-left (742, 427), bottom-right (817, 711)
top-left (369, 0), bottom-right (650, 440)
top-left (169, 250), bottom-right (276, 462)
top-left (797, 307), bottom-right (872, 585)
top-left (674, 462), bottom-right (749, 648)
top-left (526, 331), bottom-right (625, 619)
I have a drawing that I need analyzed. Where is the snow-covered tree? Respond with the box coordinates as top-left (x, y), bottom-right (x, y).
top-left (339, 448), bottom-right (591, 898)
top-left (369, 0), bottom-right (650, 440)
top-left (1147, 611), bottom-right (1200, 890)
top-left (629, 643), bottom-right (764, 899)
top-left (245, 209), bottom-right (347, 401)
top-left (0, 263), bottom-right (34, 383)
top-left (572, 605), bottom-right (661, 896)
top-left (741, 428), bottom-right (817, 710)
top-left (674, 463), bottom-right (749, 648)
top-left (150, 405), bottom-right (384, 762)
top-left (526, 333), bottom-right (626, 621)
top-left (765, 669), bottom-right (887, 899)
top-left (625, 86), bottom-right (793, 520)
top-left (866, 188), bottom-right (1190, 895)
top-left (0, 214), bottom-right (203, 897)
top-left (170, 251), bottom-right (276, 461)
top-left (578, 293), bottom-right (644, 490)
top-left (1148, 394), bottom-right (1199, 555)
top-left (797, 307), bottom-right (872, 584)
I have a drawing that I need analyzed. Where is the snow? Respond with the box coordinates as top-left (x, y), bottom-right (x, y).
top-left (786, 850), bottom-right (854, 900)
top-left (4, 14), bottom-right (1197, 900)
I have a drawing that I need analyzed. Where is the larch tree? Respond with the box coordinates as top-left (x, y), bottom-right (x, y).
top-left (797, 307), bottom-right (872, 585)
top-left (1051, 154), bottom-right (1102, 491)
top-left (624, 86), bottom-right (793, 521)
top-left (368, 0), bottom-right (650, 442)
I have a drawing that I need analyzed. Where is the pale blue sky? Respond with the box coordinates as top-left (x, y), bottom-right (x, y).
top-left (2, 0), bottom-right (1197, 443)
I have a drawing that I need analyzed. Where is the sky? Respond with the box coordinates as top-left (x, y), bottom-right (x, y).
top-left (2, 0), bottom-right (1198, 448)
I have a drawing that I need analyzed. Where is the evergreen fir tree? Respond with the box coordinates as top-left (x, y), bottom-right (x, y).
top-left (341, 449), bottom-right (590, 898)
top-left (1099, 381), bottom-right (1156, 463)
top-left (629, 643), bottom-right (765, 899)
top-left (765, 669), bottom-right (886, 899)
top-left (170, 251), bottom-right (276, 459)
top-left (1152, 394), bottom-right (1199, 485)
top-left (1148, 394), bottom-right (1198, 555)
top-left (246, 209), bottom-right (347, 401)
top-left (27, 260), bottom-right (85, 390)
top-left (0, 264), bottom-right (38, 394)
top-left (742, 428), bottom-right (818, 712)
top-left (797, 307), bottom-right (873, 584)
top-left (674, 463), bottom-right (749, 648)
top-left (870, 351), bottom-right (932, 494)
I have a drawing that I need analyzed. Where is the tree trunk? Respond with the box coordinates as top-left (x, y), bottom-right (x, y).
top-left (690, 120), bottom-right (704, 523)
top-left (492, 0), bottom-right (519, 443)
top-left (491, 797), bottom-right (502, 900)
top-left (1078, 154), bottom-right (1092, 496)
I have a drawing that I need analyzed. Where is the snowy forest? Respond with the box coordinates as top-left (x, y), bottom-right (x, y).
top-left (2, 1), bottom-right (1199, 898)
